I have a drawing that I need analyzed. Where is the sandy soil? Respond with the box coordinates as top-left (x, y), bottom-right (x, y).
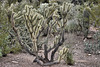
top-left (0, 33), bottom-right (100, 67)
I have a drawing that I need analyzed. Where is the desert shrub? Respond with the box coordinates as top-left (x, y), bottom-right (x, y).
top-left (65, 19), bottom-right (79, 33)
top-left (84, 30), bottom-right (100, 55)
top-left (10, 42), bottom-right (22, 53)
top-left (90, 3), bottom-right (100, 26)
top-left (84, 42), bottom-right (100, 54)
top-left (0, 2), bottom-right (11, 56)
top-left (0, 34), bottom-right (10, 56)
top-left (0, 1), bottom-right (23, 57)
top-left (64, 4), bottom-right (83, 33)
top-left (81, 1), bottom-right (100, 54)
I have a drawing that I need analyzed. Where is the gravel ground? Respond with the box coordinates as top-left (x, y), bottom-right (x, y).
top-left (0, 33), bottom-right (100, 67)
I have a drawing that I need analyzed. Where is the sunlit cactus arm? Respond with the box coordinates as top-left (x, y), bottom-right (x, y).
top-left (23, 5), bottom-right (45, 53)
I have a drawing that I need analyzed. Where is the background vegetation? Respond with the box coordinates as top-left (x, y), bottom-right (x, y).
top-left (0, 0), bottom-right (100, 66)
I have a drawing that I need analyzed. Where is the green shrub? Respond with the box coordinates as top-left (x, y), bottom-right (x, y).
top-left (0, 1), bottom-right (23, 57)
top-left (0, 2), bottom-right (10, 56)
top-left (84, 30), bottom-right (100, 54)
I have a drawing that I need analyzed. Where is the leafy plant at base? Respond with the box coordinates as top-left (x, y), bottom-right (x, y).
top-left (58, 47), bottom-right (74, 65)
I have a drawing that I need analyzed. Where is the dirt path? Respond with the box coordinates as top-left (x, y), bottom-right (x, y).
top-left (0, 33), bottom-right (100, 67)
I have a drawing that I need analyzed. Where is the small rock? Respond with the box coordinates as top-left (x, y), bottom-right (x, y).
top-left (87, 35), bottom-right (92, 39)
top-left (98, 51), bottom-right (100, 54)
top-left (95, 58), bottom-right (97, 60)
top-left (12, 61), bottom-right (18, 64)
top-left (75, 62), bottom-right (77, 64)
top-left (83, 38), bottom-right (87, 42)
top-left (76, 44), bottom-right (78, 46)
top-left (88, 54), bottom-right (91, 56)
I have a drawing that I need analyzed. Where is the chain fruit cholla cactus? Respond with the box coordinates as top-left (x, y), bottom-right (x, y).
top-left (9, 1), bottom-right (73, 66)
top-left (22, 3), bottom-right (66, 65)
